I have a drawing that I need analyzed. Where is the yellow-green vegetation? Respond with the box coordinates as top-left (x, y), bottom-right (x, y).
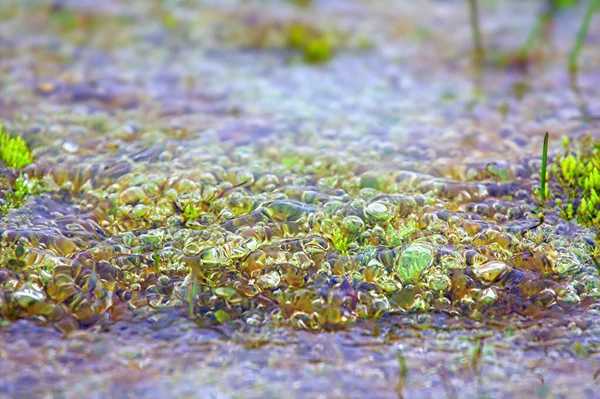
top-left (50, 7), bottom-right (79, 31)
top-left (222, 18), bottom-right (370, 64)
top-left (288, 0), bottom-right (312, 8)
top-left (0, 174), bottom-right (41, 216)
top-left (554, 134), bottom-right (600, 226)
top-left (0, 123), bottom-right (34, 170)
top-left (287, 24), bottom-right (333, 63)
top-left (540, 132), bottom-right (549, 207)
top-left (2, 132), bottom-right (598, 333)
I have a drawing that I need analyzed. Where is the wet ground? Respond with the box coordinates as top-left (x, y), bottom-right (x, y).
top-left (1, 0), bottom-right (600, 397)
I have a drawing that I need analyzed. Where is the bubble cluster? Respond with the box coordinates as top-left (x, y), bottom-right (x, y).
top-left (1, 125), bottom-right (598, 333)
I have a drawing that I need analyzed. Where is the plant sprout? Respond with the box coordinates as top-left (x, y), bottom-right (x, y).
top-left (468, 0), bottom-right (485, 62)
top-left (569, 0), bottom-right (600, 73)
top-left (540, 132), bottom-right (550, 206)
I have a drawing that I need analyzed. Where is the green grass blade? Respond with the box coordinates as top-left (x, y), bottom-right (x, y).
top-left (541, 132), bottom-right (549, 206)
top-left (395, 352), bottom-right (408, 397)
top-left (519, 10), bottom-right (552, 58)
top-left (468, 0), bottom-right (485, 62)
top-left (569, 0), bottom-right (600, 73)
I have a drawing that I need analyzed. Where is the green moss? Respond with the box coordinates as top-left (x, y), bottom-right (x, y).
top-left (0, 174), bottom-right (40, 216)
top-left (285, 24), bottom-right (334, 64)
top-left (0, 122), bottom-right (34, 170)
top-left (288, 0), bottom-right (312, 8)
top-left (321, 219), bottom-right (350, 254)
top-left (553, 134), bottom-right (600, 226)
top-left (302, 38), bottom-right (332, 64)
top-left (50, 8), bottom-right (78, 31)
top-left (183, 203), bottom-right (202, 222)
top-left (287, 24), bottom-right (307, 49)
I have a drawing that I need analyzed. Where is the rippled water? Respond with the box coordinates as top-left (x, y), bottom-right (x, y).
top-left (1, 0), bottom-right (600, 397)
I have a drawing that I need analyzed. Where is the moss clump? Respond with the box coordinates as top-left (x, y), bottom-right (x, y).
top-left (554, 134), bottom-right (600, 226)
top-left (302, 38), bottom-right (332, 64)
top-left (288, 0), bottom-right (312, 8)
top-left (286, 24), bottom-right (333, 64)
top-left (0, 123), bottom-right (34, 170)
top-left (0, 174), bottom-right (40, 216)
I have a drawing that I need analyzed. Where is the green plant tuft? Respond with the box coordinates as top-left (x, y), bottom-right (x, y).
top-left (554, 133), bottom-right (600, 226)
top-left (286, 23), bottom-right (334, 64)
top-left (0, 174), bottom-right (40, 216)
top-left (0, 122), bottom-right (34, 170)
top-left (303, 38), bottom-right (332, 64)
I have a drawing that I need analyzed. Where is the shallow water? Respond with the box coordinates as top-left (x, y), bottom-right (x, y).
top-left (1, 0), bottom-right (600, 397)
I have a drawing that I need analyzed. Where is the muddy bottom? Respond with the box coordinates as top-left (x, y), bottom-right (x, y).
top-left (2, 309), bottom-right (600, 398)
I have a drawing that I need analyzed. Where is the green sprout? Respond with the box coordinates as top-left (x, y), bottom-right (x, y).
top-left (395, 352), bottom-right (408, 397)
top-left (330, 225), bottom-right (350, 254)
top-left (540, 132), bottom-right (549, 207)
top-left (471, 337), bottom-right (485, 374)
top-left (519, 5), bottom-right (553, 60)
top-left (569, 0), bottom-right (600, 73)
top-left (467, 0), bottom-right (485, 62)
top-left (183, 203), bottom-right (202, 222)
top-left (0, 122), bottom-right (34, 170)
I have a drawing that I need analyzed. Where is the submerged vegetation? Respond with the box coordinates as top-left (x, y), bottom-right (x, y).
top-left (0, 174), bottom-right (41, 217)
top-left (1, 125), bottom-right (599, 332)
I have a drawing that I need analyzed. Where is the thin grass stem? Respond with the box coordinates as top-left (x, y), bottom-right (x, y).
top-left (468, 0), bottom-right (485, 62)
top-left (541, 132), bottom-right (550, 207)
top-left (569, 0), bottom-right (600, 73)
top-left (520, 10), bottom-right (553, 58)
